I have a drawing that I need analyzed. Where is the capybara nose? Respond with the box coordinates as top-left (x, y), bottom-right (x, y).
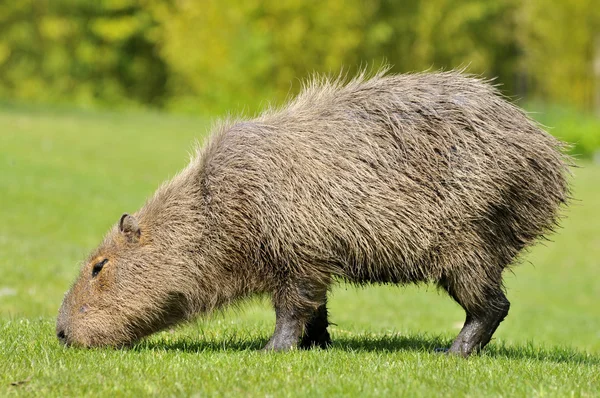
top-left (57, 329), bottom-right (67, 345)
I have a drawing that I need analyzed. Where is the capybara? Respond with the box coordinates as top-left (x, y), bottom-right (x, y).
top-left (57, 70), bottom-right (570, 356)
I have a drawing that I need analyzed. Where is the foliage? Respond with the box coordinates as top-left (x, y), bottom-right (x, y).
top-left (526, 102), bottom-right (600, 158)
top-left (519, 0), bottom-right (600, 109)
top-left (360, 1), bottom-right (521, 92)
top-left (148, 0), bottom-right (370, 113)
top-left (0, 0), bottom-right (598, 116)
top-left (0, 0), bottom-right (167, 107)
top-left (0, 105), bottom-right (599, 395)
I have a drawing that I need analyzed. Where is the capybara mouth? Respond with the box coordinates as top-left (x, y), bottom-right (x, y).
top-left (56, 327), bottom-right (138, 349)
top-left (56, 329), bottom-right (68, 346)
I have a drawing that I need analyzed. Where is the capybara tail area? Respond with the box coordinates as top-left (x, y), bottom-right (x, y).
top-left (433, 159), bottom-right (568, 356)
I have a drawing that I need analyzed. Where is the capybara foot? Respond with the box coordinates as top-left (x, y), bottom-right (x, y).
top-left (300, 328), bottom-right (331, 349)
top-left (448, 295), bottom-right (510, 357)
top-left (262, 334), bottom-right (298, 352)
top-left (263, 307), bottom-right (305, 351)
top-left (299, 303), bottom-right (331, 349)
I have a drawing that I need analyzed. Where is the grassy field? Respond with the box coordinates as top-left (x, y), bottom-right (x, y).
top-left (0, 105), bottom-right (599, 396)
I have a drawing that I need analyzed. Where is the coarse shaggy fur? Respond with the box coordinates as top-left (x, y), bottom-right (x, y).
top-left (57, 69), bottom-right (570, 352)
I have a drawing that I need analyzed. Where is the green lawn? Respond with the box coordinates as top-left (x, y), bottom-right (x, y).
top-left (1, 105), bottom-right (599, 396)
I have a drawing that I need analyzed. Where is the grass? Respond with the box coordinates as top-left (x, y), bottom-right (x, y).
top-left (525, 101), bottom-right (600, 159)
top-left (0, 104), bottom-right (599, 396)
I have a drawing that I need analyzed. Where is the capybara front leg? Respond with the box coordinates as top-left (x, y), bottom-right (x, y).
top-left (263, 305), bottom-right (306, 351)
top-left (448, 291), bottom-right (510, 357)
top-left (300, 302), bottom-right (331, 349)
top-left (263, 279), bottom-right (328, 351)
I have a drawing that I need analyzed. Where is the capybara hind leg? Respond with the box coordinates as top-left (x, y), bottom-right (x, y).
top-left (447, 290), bottom-right (510, 357)
top-left (300, 302), bottom-right (331, 349)
top-left (440, 276), bottom-right (510, 357)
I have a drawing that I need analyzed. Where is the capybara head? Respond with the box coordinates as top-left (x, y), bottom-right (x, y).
top-left (56, 213), bottom-right (191, 347)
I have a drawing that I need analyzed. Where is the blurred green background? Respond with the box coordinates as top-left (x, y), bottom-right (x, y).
top-left (0, 0), bottom-right (599, 155)
top-left (1, 2), bottom-right (600, 395)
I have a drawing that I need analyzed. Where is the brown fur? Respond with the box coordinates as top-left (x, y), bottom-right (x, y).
top-left (57, 70), bottom-right (570, 355)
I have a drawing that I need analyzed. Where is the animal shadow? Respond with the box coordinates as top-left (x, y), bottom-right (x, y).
top-left (333, 333), bottom-right (599, 365)
top-left (135, 331), bottom-right (599, 366)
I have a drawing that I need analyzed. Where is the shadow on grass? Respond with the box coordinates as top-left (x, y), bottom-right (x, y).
top-left (134, 332), bottom-right (599, 366)
top-left (135, 336), bottom-right (266, 353)
top-left (333, 334), bottom-right (600, 365)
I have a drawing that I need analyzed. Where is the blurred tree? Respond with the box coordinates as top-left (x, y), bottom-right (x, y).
top-left (519, 0), bottom-right (600, 111)
top-left (0, 0), bottom-right (598, 113)
top-left (151, 0), bottom-right (372, 113)
top-left (361, 0), bottom-right (521, 94)
top-left (0, 0), bottom-right (168, 106)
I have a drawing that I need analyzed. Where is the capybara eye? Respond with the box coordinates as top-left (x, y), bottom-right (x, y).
top-left (92, 259), bottom-right (108, 278)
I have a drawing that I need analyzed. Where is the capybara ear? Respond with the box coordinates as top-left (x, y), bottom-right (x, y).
top-left (119, 213), bottom-right (141, 243)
